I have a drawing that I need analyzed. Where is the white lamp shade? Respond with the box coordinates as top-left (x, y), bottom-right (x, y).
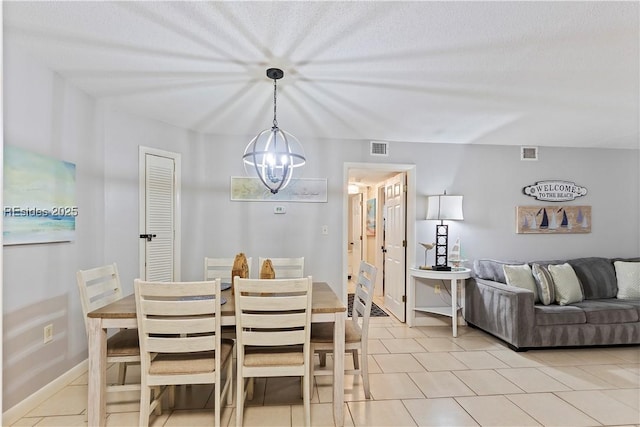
top-left (426, 195), bottom-right (464, 220)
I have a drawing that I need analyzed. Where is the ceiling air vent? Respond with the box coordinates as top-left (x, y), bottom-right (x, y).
top-left (521, 146), bottom-right (538, 161)
top-left (370, 141), bottom-right (389, 157)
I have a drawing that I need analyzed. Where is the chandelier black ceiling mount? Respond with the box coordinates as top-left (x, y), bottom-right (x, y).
top-left (242, 68), bottom-right (305, 194)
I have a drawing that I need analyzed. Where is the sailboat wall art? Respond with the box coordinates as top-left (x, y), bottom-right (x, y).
top-left (516, 206), bottom-right (591, 234)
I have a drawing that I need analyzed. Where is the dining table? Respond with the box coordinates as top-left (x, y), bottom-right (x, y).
top-left (87, 281), bottom-right (347, 426)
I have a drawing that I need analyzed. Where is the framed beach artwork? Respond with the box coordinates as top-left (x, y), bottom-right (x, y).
top-left (230, 177), bottom-right (327, 202)
top-left (3, 145), bottom-right (77, 245)
top-left (366, 199), bottom-right (376, 236)
top-left (516, 205), bottom-right (591, 234)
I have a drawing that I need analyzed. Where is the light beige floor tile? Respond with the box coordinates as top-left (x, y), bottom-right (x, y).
top-left (25, 385), bottom-right (87, 417)
top-left (402, 398), bottom-right (479, 427)
top-left (263, 376), bottom-right (306, 406)
top-left (620, 363), bottom-right (640, 375)
top-left (526, 350), bottom-right (583, 366)
top-left (555, 390), bottom-right (640, 425)
top-left (539, 366), bottom-right (616, 390)
top-left (379, 338), bottom-right (426, 353)
top-left (451, 336), bottom-right (505, 351)
top-left (244, 377), bottom-right (267, 406)
top-left (171, 383), bottom-right (215, 409)
top-left (409, 371), bottom-right (475, 398)
top-left (292, 402), bottom-right (354, 427)
top-left (25, 414), bottom-right (88, 426)
top-left (413, 352), bottom-right (469, 371)
top-left (367, 327), bottom-right (394, 339)
top-left (231, 405), bottom-right (292, 427)
top-left (578, 364), bottom-right (640, 388)
top-left (108, 410), bottom-right (169, 427)
top-left (506, 392), bottom-right (598, 427)
top-left (9, 417), bottom-right (41, 426)
top-left (164, 408), bottom-right (233, 427)
top-left (415, 326), bottom-right (459, 338)
top-left (415, 337), bottom-right (464, 352)
top-left (602, 347), bottom-right (640, 363)
top-left (105, 389), bottom-right (142, 413)
top-left (368, 373), bottom-right (424, 400)
top-left (455, 395), bottom-right (540, 426)
top-left (601, 388), bottom-right (640, 410)
top-left (373, 353), bottom-right (426, 373)
top-left (348, 399), bottom-right (417, 426)
top-left (451, 351), bottom-right (509, 369)
top-left (488, 350), bottom-right (545, 368)
top-left (562, 348), bottom-right (631, 365)
top-left (454, 369), bottom-right (523, 395)
top-left (315, 374), bottom-right (369, 403)
top-left (367, 339), bottom-right (390, 354)
top-left (496, 368), bottom-right (571, 393)
top-left (387, 326), bottom-right (426, 339)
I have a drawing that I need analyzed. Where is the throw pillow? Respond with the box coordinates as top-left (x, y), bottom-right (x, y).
top-left (548, 263), bottom-right (584, 305)
top-left (614, 261), bottom-right (640, 299)
top-left (503, 264), bottom-right (539, 302)
top-left (532, 263), bottom-right (555, 305)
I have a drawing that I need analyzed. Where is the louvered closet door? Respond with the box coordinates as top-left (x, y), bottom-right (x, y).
top-left (140, 151), bottom-right (178, 281)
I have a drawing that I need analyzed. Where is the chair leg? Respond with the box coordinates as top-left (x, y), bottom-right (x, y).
top-left (236, 374), bottom-right (244, 427)
top-left (247, 377), bottom-right (255, 400)
top-left (117, 362), bottom-right (127, 385)
top-left (303, 373), bottom-right (311, 427)
top-left (361, 348), bottom-right (370, 399)
top-left (226, 357), bottom-right (233, 405)
top-left (214, 382), bottom-right (221, 427)
top-left (319, 351), bottom-right (327, 367)
top-left (139, 385), bottom-right (151, 427)
top-left (351, 349), bottom-right (359, 370)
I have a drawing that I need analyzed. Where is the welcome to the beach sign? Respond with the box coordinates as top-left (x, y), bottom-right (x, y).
top-left (522, 180), bottom-right (587, 202)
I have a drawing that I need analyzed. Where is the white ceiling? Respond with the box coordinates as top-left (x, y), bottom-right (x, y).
top-left (4, 1), bottom-right (639, 149)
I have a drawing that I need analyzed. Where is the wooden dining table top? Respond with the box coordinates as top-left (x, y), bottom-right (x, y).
top-left (88, 281), bottom-right (346, 319)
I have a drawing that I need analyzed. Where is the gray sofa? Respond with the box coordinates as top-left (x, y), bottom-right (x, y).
top-left (465, 257), bottom-right (640, 351)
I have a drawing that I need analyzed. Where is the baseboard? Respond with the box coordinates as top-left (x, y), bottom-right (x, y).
top-left (2, 359), bottom-right (88, 426)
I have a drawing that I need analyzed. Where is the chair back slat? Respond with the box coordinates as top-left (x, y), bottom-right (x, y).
top-left (143, 316), bottom-right (216, 335)
top-left (239, 294), bottom-right (308, 311)
top-left (146, 335), bottom-right (216, 353)
top-left (350, 261), bottom-right (377, 340)
top-left (205, 257), bottom-right (252, 280)
top-left (77, 263), bottom-right (123, 332)
top-left (241, 312), bottom-right (307, 329)
top-left (141, 299), bottom-right (217, 316)
top-left (242, 330), bottom-right (306, 346)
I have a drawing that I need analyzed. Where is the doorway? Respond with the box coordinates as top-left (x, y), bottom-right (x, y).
top-left (343, 163), bottom-right (416, 323)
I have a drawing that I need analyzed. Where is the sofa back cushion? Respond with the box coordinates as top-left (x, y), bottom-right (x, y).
top-left (473, 259), bottom-right (522, 283)
top-left (567, 257), bottom-right (617, 299)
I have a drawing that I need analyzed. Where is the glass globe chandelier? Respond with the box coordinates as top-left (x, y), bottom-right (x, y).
top-left (243, 68), bottom-right (306, 194)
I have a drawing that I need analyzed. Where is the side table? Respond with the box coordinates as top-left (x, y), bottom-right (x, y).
top-left (408, 267), bottom-right (472, 336)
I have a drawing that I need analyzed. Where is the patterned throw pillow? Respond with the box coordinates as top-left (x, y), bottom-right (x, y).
top-left (614, 261), bottom-right (640, 299)
top-left (548, 263), bottom-right (584, 305)
top-left (532, 263), bottom-right (555, 305)
top-left (503, 264), bottom-right (539, 302)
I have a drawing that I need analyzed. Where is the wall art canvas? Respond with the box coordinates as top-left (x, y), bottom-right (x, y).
top-left (516, 205), bottom-right (591, 234)
top-left (230, 177), bottom-right (327, 202)
top-left (366, 198), bottom-right (376, 236)
top-left (3, 145), bottom-right (77, 245)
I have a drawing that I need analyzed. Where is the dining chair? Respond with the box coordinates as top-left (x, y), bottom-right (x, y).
top-left (234, 276), bottom-right (313, 426)
top-left (310, 260), bottom-right (377, 398)
top-left (134, 278), bottom-right (233, 427)
top-left (258, 257), bottom-right (304, 278)
top-left (76, 263), bottom-right (140, 394)
top-left (204, 256), bottom-right (253, 282)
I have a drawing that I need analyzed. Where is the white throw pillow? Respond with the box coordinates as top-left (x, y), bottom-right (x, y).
top-left (548, 263), bottom-right (583, 305)
top-left (614, 261), bottom-right (640, 299)
top-left (532, 263), bottom-right (555, 305)
top-left (503, 264), bottom-right (539, 302)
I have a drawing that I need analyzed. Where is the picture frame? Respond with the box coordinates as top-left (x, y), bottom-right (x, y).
top-left (516, 205), bottom-right (591, 234)
top-left (366, 199), bottom-right (376, 236)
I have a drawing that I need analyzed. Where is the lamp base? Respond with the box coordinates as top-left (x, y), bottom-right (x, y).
top-left (419, 265), bottom-right (432, 270)
top-left (432, 265), bottom-right (452, 271)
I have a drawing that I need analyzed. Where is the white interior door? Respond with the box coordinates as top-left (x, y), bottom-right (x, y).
top-left (139, 147), bottom-right (181, 281)
top-left (383, 172), bottom-right (406, 321)
top-left (349, 193), bottom-right (363, 279)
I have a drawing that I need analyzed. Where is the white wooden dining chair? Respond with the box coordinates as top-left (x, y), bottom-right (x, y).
top-left (76, 263), bottom-right (140, 394)
top-left (205, 256), bottom-right (253, 281)
top-left (234, 276), bottom-right (313, 427)
top-left (134, 278), bottom-right (233, 427)
top-left (310, 260), bottom-right (377, 398)
top-left (258, 257), bottom-right (304, 278)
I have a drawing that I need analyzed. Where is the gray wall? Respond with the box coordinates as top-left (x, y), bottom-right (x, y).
top-left (3, 44), bottom-right (640, 410)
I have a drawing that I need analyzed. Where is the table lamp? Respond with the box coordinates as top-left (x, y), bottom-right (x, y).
top-left (426, 192), bottom-right (464, 271)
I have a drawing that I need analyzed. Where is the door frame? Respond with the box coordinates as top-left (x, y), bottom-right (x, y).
top-left (342, 162), bottom-right (416, 319)
top-left (138, 146), bottom-right (182, 281)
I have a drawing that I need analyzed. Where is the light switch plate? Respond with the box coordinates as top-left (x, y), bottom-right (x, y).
top-left (274, 206), bottom-right (286, 214)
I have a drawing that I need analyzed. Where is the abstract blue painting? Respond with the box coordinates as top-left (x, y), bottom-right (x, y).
top-left (3, 145), bottom-right (77, 245)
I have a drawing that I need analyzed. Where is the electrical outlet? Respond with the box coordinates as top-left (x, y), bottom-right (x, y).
top-left (44, 324), bottom-right (53, 344)
top-left (322, 225), bottom-right (329, 235)
top-left (434, 284), bottom-right (441, 294)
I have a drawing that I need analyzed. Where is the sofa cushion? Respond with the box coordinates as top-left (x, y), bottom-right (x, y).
top-left (532, 263), bottom-right (555, 305)
top-left (534, 305), bottom-right (586, 326)
top-left (503, 264), bottom-right (539, 302)
top-left (614, 261), bottom-right (640, 299)
top-left (567, 257), bottom-right (617, 299)
top-left (549, 263), bottom-right (584, 305)
top-left (572, 299), bottom-right (639, 324)
top-left (474, 259), bottom-right (521, 283)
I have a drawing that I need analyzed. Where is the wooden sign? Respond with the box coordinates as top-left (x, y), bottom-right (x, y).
top-left (522, 180), bottom-right (587, 202)
top-left (516, 206), bottom-right (591, 234)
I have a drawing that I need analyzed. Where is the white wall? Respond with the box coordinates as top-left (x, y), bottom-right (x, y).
top-left (3, 46), bottom-right (640, 412)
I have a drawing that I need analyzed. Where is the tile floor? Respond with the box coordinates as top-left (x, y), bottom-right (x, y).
top-left (10, 312), bottom-right (640, 426)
